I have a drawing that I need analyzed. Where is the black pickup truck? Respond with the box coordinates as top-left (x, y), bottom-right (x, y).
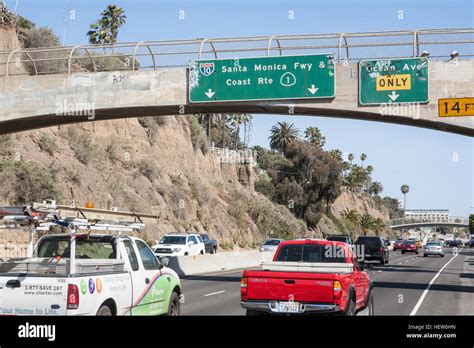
top-left (200, 234), bottom-right (218, 254)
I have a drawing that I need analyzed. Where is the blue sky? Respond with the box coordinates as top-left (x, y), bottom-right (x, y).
top-left (5, 0), bottom-right (473, 216)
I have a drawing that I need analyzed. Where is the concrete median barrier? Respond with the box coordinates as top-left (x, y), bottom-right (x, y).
top-left (164, 250), bottom-right (275, 276)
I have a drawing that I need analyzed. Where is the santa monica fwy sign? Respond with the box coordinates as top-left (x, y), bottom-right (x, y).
top-left (358, 57), bottom-right (429, 105)
top-left (188, 54), bottom-right (335, 103)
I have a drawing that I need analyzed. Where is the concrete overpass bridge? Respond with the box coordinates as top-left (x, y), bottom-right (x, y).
top-left (0, 28), bottom-right (473, 136)
top-left (388, 216), bottom-right (469, 230)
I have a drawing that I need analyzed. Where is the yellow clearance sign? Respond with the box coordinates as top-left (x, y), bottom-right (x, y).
top-left (438, 98), bottom-right (474, 117)
top-left (376, 74), bottom-right (411, 91)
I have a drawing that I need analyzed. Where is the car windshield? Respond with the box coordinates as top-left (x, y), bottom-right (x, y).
top-left (355, 237), bottom-right (380, 246)
top-left (276, 244), bottom-right (347, 263)
top-left (37, 237), bottom-right (116, 259)
top-left (403, 240), bottom-right (416, 245)
top-left (264, 239), bottom-right (281, 246)
top-left (160, 236), bottom-right (186, 245)
top-left (426, 242), bottom-right (440, 246)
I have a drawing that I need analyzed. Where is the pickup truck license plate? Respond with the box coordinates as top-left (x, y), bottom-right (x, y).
top-left (278, 302), bottom-right (300, 313)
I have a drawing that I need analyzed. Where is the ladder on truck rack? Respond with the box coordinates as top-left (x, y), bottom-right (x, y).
top-left (1, 202), bottom-right (154, 263)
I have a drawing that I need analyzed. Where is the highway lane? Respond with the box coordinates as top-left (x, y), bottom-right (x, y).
top-left (180, 247), bottom-right (474, 315)
top-left (416, 247), bottom-right (474, 315)
top-left (180, 269), bottom-right (246, 315)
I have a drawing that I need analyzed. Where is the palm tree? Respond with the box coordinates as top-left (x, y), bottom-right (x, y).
top-left (360, 153), bottom-right (367, 167)
top-left (401, 184), bottom-right (410, 211)
top-left (241, 114), bottom-right (252, 148)
top-left (348, 153), bottom-right (354, 165)
top-left (268, 122), bottom-right (300, 152)
top-left (329, 149), bottom-right (343, 162)
top-left (87, 4), bottom-right (126, 45)
top-left (368, 181), bottom-right (383, 196)
top-left (340, 208), bottom-right (360, 225)
top-left (304, 127), bottom-right (326, 147)
top-left (360, 213), bottom-right (376, 236)
top-left (229, 114), bottom-right (250, 149)
top-left (371, 218), bottom-right (386, 236)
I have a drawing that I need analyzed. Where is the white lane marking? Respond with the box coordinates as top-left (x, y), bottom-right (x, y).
top-left (410, 248), bottom-right (463, 316)
top-left (405, 260), bottom-right (409, 263)
top-left (203, 290), bottom-right (226, 297)
top-left (398, 262), bottom-right (402, 265)
top-left (378, 270), bottom-right (383, 273)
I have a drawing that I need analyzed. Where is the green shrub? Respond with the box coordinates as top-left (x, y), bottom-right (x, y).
top-left (67, 128), bottom-right (98, 165)
top-left (254, 178), bottom-right (276, 201)
top-left (186, 116), bottom-right (209, 154)
top-left (0, 160), bottom-right (62, 205)
top-left (137, 159), bottom-right (158, 182)
top-left (23, 27), bottom-right (66, 75)
top-left (0, 135), bottom-right (13, 155)
top-left (37, 135), bottom-right (55, 156)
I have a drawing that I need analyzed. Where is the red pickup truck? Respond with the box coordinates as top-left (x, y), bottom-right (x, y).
top-left (241, 239), bottom-right (373, 315)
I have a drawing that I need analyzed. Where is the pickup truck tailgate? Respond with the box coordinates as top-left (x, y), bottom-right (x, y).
top-left (0, 276), bottom-right (68, 315)
top-left (246, 270), bottom-right (337, 302)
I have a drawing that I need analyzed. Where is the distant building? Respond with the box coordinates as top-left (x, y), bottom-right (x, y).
top-left (404, 209), bottom-right (450, 222)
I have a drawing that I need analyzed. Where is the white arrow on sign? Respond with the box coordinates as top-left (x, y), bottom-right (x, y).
top-left (388, 91), bottom-right (399, 101)
top-left (308, 85), bottom-right (319, 95)
top-left (205, 89), bottom-right (215, 99)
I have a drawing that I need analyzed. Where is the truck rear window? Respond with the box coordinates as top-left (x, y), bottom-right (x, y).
top-left (37, 238), bottom-right (116, 259)
top-left (276, 244), bottom-right (348, 263)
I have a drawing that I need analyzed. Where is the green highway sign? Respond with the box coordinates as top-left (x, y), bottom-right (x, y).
top-left (189, 54), bottom-right (335, 103)
top-left (359, 57), bottom-right (429, 105)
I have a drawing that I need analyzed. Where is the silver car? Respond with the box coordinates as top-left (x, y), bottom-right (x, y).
top-left (259, 238), bottom-right (284, 252)
top-left (424, 241), bottom-right (444, 257)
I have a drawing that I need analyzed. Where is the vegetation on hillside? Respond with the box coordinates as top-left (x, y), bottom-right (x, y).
top-left (253, 122), bottom-right (403, 236)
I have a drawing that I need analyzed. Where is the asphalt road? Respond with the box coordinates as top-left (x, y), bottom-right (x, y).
top-left (180, 247), bottom-right (474, 315)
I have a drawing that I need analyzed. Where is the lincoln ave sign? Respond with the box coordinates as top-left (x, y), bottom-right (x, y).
top-left (189, 54), bottom-right (335, 103)
top-left (359, 57), bottom-right (429, 105)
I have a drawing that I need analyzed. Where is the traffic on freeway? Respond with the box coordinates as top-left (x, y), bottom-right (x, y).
top-left (180, 241), bottom-right (474, 316)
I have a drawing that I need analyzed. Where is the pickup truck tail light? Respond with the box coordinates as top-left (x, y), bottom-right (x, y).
top-left (240, 277), bottom-right (248, 297)
top-left (333, 280), bottom-right (342, 300)
top-left (67, 284), bottom-right (79, 309)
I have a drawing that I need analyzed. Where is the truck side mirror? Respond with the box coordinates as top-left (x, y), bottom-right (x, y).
top-left (159, 257), bottom-right (170, 268)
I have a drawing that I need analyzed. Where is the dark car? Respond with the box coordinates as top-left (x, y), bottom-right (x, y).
top-left (469, 238), bottom-right (474, 247)
top-left (200, 233), bottom-right (218, 254)
top-left (401, 240), bottom-right (419, 254)
top-left (326, 234), bottom-right (353, 245)
top-left (355, 236), bottom-right (389, 265)
top-left (447, 240), bottom-right (462, 247)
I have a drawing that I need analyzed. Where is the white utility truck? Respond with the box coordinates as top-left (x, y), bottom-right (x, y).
top-left (0, 216), bottom-right (184, 316)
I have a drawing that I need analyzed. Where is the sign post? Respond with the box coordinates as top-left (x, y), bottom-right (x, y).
top-left (189, 54), bottom-right (335, 103)
top-left (359, 58), bottom-right (429, 105)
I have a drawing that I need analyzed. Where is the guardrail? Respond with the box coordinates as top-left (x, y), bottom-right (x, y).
top-left (0, 28), bottom-right (473, 79)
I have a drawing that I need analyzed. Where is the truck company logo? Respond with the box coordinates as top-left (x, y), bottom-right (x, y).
top-left (80, 279), bottom-right (87, 295)
top-left (200, 62), bottom-right (215, 76)
top-left (88, 279), bottom-right (95, 294)
top-left (18, 322), bottom-right (56, 342)
top-left (96, 278), bottom-right (103, 293)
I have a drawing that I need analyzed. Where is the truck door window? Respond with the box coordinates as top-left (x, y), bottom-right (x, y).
top-left (197, 235), bottom-right (204, 243)
top-left (135, 240), bottom-right (159, 270)
top-left (123, 240), bottom-right (139, 271)
top-left (189, 235), bottom-right (198, 244)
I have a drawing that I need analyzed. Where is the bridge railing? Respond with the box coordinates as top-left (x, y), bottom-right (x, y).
top-left (388, 216), bottom-right (469, 226)
top-left (0, 28), bottom-right (473, 79)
